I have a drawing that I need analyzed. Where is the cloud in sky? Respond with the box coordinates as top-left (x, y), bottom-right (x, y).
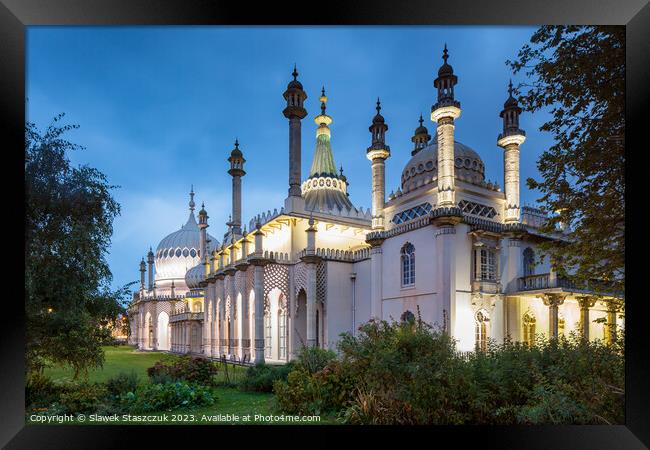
top-left (26, 26), bottom-right (552, 290)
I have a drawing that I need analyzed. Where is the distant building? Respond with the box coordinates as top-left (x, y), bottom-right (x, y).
top-left (128, 50), bottom-right (623, 363)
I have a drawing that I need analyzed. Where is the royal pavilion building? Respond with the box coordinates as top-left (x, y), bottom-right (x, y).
top-left (128, 48), bottom-right (623, 364)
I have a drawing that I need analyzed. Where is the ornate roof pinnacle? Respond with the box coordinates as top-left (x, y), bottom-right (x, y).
top-left (443, 43), bottom-right (448, 64)
top-left (376, 97), bottom-right (381, 114)
top-left (189, 186), bottom-right (195, 212)
top-left (419, 114), bottom-right (424, 127)
top-left (508, 79), bottom-right (514, 97)
top-left (292, 63), bottom-right (298, 80)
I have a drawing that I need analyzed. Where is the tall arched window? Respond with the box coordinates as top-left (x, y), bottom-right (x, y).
top-left (523, 247), bottom-right (535, 276)
top-left (401, 243), bottom-right (416, 287)
top-left (475, 310), bottom-right (490, 352)
top-left (278, 307), bottom-right (287, 360)
top-left (523, 311), bottom-right (536, 346)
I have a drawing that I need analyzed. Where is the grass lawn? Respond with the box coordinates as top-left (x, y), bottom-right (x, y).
top-left (38, 345), bottom-right (335, 425)
top-left (44, 345), bottom-right (178, 383)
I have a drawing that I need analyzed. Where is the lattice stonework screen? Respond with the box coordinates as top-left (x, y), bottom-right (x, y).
top-left (458, 200), bottom-right (498, 219)
top-left (317, 262), bottom-right (327, 308)
top-left (391, 202), bottom-right (433, 225)
top-left (264, 263), bottom-right (289, 302)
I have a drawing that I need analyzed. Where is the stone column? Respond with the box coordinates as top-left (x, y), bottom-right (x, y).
top-left (542, 293), bottom-right (566, 339)
top-left (147, 249), bottom-right (154, 291)
top-left (288, 117), bottom-right (302, 197)
top-left (605, 299), bottom-right (621, 345)
top-left (226, 270), bottom-right (238, 357)
top-left (253, 264), bottom-right (266, 364)
top-left (367, 236), bottom-right (385, 320)
top-left (433, 114), bottom-right (459, 208)
top-left (301, 217), bottom-right (320, 347)
top-left (577, 295), bottom-right (597, 340)
top-left (367, 152), bottom-right (390, 230)
top-left (216, 276), bottom-right (225, 356)
top-left (434, 221), bottom-right (458, 334)
top-left (498, 138), bottom-right (525, 223)
top-left (250, 225), bottom-right (268, 364)
top-left (236, 237), bottom-right (251, 358)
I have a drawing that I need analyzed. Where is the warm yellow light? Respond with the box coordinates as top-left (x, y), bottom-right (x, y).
top-left (47, 307), bottom-right (53, 313)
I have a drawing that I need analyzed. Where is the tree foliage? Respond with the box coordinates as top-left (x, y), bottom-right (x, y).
top-left (25, 113), bottom-right (127, 378)
top-left (507, 26), bottom-right (624, 295)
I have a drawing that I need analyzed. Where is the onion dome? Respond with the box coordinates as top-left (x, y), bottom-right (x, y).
top-left (303, 88), bottom-right (356, 212)
top-left (185, 263), bottom-right (205, 290)
top-left (400, 141), bottom-right (486, 193)
top-left (438, 44), bottom-right (454, 76)
top-left (411, 114), bottom-right (431, 156)
top-left (154, 189), bottom-right (218, 284)
top-left (287, 64), bottom-right (303, 89)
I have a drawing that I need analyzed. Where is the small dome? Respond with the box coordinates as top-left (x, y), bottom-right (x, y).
top-left (400, 141), bottom-right (486, 192)
top-left (185, 263), bottom-right (205, 290)
top-left (438, 62), bottom-right (453, 77)
top-left (287, 79), bottom-right (303, 90)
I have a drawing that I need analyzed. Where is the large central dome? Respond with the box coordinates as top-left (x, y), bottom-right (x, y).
top-left (400, 141), bottom-right (485, 192)
top-left (154, 195), bottom-right (218, 287)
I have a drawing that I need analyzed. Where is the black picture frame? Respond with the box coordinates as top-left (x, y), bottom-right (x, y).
top-left (3, 0), bottom-right (648, 447)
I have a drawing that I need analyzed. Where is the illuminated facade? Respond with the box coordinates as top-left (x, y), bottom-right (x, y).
top-left (128, 51), bottom-right (623, 362)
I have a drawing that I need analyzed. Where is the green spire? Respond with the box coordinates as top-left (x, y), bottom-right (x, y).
top-left (309, 133), bottom-right (338, 178)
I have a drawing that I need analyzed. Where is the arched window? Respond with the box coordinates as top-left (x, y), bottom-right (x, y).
top-left (523, 247), bottom-right (535, 276)
top-left (523, 311), bottom-right (536, 346)
top-left (475, 310), bottom-right (490, 352)
top-left (278, 308), bottom-right (287, 360)
top-left (401, 243), bottom-right (416, 287)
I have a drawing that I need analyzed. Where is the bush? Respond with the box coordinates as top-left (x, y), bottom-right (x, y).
top-left (147, 356), bottom-right (218, 386)
top-left (26, 372), bottom-right (64, 408)
top-left (58, 382), bottom-right (110, 415)
top-left (273, 318), bottom-right (625, 425)
top-left (105, 370), bottom-right (139, 398)
top-left (240, 362), bottom-right (296, 392)
top-left (121, 381), bottom-right (215, 413)
top-left (297, 346), bottom-right (337, 375)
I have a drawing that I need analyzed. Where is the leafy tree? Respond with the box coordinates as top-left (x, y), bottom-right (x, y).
top-left (25, 113), bottom-right (128, 378)
top-left (507, 26), bottom-right (624, 296)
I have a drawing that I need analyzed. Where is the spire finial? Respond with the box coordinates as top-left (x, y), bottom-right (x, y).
top-left (320, 86), bottom-right (327, 115)
top-left (234, 138), bottom-right (239, 149)
top-left (419, 114), bottom-right (424, 126)
top-left (340, 164), bottom-right (344, 176)
top-left (292, 63), bottom-right (298, 80)
top-left (376, 97), bottom-right (381, 114)
top-left (443, 43), bottom-right (448, 63)
top-left (189, 186), bottom-right (195, 212)
top-left (508, 79), bottom-right (514, 97)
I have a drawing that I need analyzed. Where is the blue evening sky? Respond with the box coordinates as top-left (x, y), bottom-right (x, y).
top-left (26, 26), bottom-right (552, 290)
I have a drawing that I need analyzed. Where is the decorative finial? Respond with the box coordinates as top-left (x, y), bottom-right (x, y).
top-left (376, 97), bottom-right (381, 114)
top-left (340, 165), bottom-right (344, 176)
top-left (320, 86), bottom-right (327, 115)
top-left (419, 114), bottom-right (424, 127)
top-left (292, 63), bottom-right (298, 80)
top-left (189, 186), bottom-right (195, 212)
top-left (234, 138), bottom-right (239, 149)
top-left (443, 43), bottom-right (448, 63)
top-left (202, 201), bottom-right (205, 208)
top-left (508, 79), bottom-right (514, 97)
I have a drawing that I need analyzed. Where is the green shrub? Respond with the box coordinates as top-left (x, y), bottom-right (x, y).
top-left (26, 373), bottom-right (64, 408)
top-left (58, 382), bottom-right (110, 415)
top-left (147, 356), bottom-right (218, 386)
top-left (297, 346), bottom-right (336, 375)
top-left (121, 381), bottom-right (215, 413)
top-left (240, 362), bottom-right (296, 392)
top-left (105, 370), bottom-right (139, 398)
top-left (273, 318), bottom-right (624, 425)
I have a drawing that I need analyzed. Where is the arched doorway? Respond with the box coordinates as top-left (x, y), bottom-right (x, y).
top-left (294, 289), bottom-right (307, 350)
top-left (157, 312), bottom-right (170, 351)
top-left (144, 312), bottom-right (152, 349)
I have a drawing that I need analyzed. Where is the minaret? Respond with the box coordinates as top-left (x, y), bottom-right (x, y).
top-left (431, 44), bottom-right (461, 209)
top-left (497, 80), bottom-right (526, 224)
top-left (139, 257), bottom-right (146, 290)
top-left (147, 247), bottom-right (154, 290)
top-left (227, 139), bottom-right (246, 237)
top-left (198, 202), bottom-right (209, 260)
top-left (283, 64), bottom-right (308, 202)
top-left (411, 114), bottom-right (431, 156)
top-left (366, 98), bottom-right (390, 230)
